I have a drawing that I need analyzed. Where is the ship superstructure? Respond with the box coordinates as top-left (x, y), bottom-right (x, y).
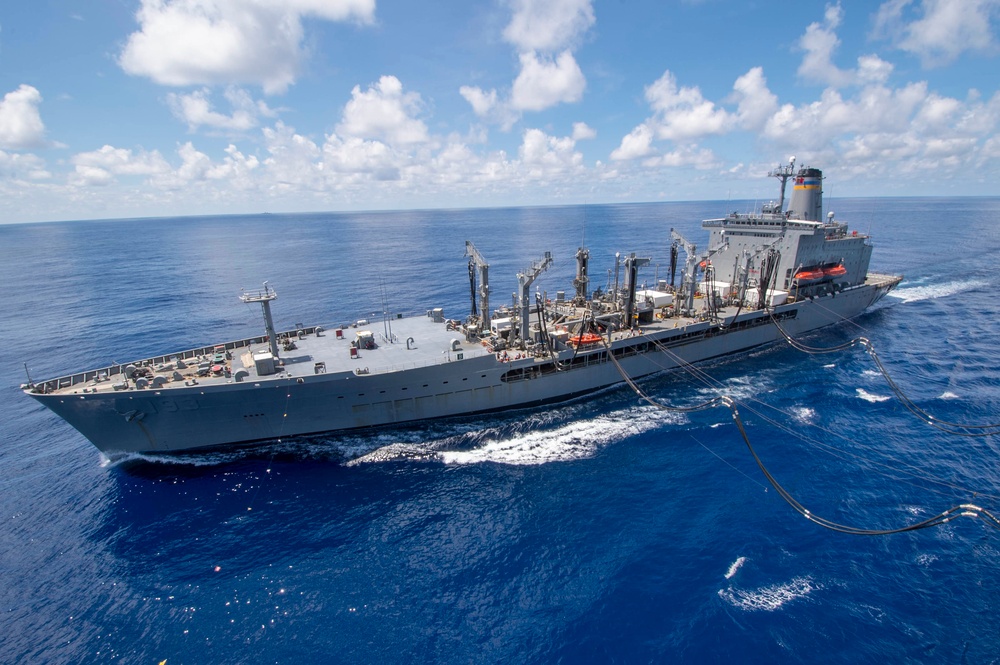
top-left (24, 161), bottom-right (902, 455)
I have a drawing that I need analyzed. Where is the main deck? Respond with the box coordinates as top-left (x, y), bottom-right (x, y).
top-left (30, 311), bottom-right (495, 397)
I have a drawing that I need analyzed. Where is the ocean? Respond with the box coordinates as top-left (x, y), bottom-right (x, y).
top-left (1, 197), bottom-right (998, 663)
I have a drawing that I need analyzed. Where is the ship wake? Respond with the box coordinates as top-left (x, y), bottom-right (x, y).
top-left (889, 278), bottom-right (987, 304)
top-left (350, 404), bottom-right (687, 467)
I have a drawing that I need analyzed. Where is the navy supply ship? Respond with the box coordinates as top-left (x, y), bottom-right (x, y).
top-left (24, 160), bottom-right (902, 456)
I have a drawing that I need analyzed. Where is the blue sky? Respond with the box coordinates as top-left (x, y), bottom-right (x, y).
top-left (2, 0), bottom-right (999, 223)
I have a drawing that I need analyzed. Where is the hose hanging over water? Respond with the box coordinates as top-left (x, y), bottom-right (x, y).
top-left (768, 311), bottom-right (1000, 437)
top-left (595, 330), bottom-right (1000, 535)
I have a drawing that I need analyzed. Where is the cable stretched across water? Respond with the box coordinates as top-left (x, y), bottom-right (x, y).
top-left (768, 310), bottom-right (1000, 437)
top-left (723, 396), bottom-right (1000, 535)
top-left (595, 327), bottom-right (1000, 535)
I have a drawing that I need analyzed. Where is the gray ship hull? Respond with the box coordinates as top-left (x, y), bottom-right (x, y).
top-left (30, 276), bottom-right (898, 455)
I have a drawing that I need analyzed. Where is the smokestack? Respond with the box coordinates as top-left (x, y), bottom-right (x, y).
top-left (787, 167), bottom-right (823, 221)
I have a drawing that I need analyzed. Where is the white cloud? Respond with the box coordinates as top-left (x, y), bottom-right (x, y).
top-left (503, 0), bottom-right (595, 51)
top-left (731, 67), bottom-right (779, 130)
top-left (763, 83), bottom-right (932, 148)
top-left (610, 124), bottom-right (654, 161)
top-left (119, 0), bottom-right (376, 94)
top-left (460, 0), bottom-right (594, 125)
top-left (323, 135), bottom-right (401, 181)
top-left (875, 0), bottom-right (1000, 66)
top-left (337, 76), bottom-right (429, 146)
top-left (572, 122), bottom-right (596, 140)
top-left (70, 145), bottom-right (172, 186)
top-left (641, 145), bottom-right (718, 169)
top-left (459, 86), bottom-right (498, 117)
top-left (856, 54), bottom-right (894, 84)
top-left (0, 85), bottom-right (46, 149)
top-left (0, 150), bottom-right (50, 180)
top-left (262, 122), bottom-right (324, 189)
top-left (644, 70), bottom-right (731, 141)
top-left (611, 69), bottom-right (741, 162)
top-left (519, 127), bottom-right (584, 178)
top-left (797, 3), bottom-right (854, 87)
top-left (167, 87), bottom-right (272, 131)
top-left (511, 51), bottom-right (586, 112)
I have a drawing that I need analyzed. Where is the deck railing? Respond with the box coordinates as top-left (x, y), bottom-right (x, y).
top-left (29, 326), bottom-right (319, 394)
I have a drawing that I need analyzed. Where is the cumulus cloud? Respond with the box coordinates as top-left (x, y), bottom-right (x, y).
top-left (119, 0), bottom-right (376, 94)
top-left (792, 4), bottom-right (897, 89)
top-left (0, 150), bottom-right (50, 180)
top-left (763, 83), bottom-right (930, 149)
top-left (167, 87), bottom-right (274, 131)
top-left (519, 127), bottom-right (585, 177)
top-left (640, 145), bottom-right (718, 169)
top-left (856, 54), bottom-right (894, 84)
top-left (610, 124), bottom-right (654, 161)
top-left (797, 4), bottom-right (854, 87)
top-left (511, 51), bottom-right (586, 111)
top-left (460, 86), bottom-right (498, 117)
top-left (611, 68), bottom-right (761, 162)
top-left (644, 70), bottom-right (731, 140)
top-left (572, 122), bottom-right (596, 140)
top-left (0, 85), bottom-right (46, 149)
top-left (731, 67), bottom-right (779, 130)
top-left (336, 76), bottom-right (429, 146)
top-left (502, 0), bottom-right (595, 51)
top-left (874, 0), bottom-right (1000, 66)
top-left (460, 0), bottom-right (595, 124)
top-left (70, 145), bottom-right (171, 186)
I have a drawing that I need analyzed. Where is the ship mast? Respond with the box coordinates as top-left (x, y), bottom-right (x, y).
top-left (241, 281), bottom-right (280, 358)
top-left (768, 156), bottom-right (796, 212)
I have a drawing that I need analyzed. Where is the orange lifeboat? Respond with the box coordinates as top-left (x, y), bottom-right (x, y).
top-left (568, 332), bottom-right (603, 347)
top-left (823, 263), bottom-right (847, 278)
top-left (793, 267), bottom-right (826, 282)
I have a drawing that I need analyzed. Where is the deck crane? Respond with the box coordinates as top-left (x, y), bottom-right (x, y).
top-left (670, 228), bottom-right (701, 317)
top-left (572, 247), bottom-right (590, 304)
top-left (514, 251), bottom-right (553, 348)
top-left (623, 253), bottom-right (651, 329)
top-left (464, 241), bottom-right (491, 335)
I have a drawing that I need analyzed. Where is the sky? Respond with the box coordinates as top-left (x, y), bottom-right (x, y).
top-left (1, 0), bottom-right (999, 224)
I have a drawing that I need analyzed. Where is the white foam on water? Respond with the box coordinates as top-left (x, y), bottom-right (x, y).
top-left (861, 369), bottom-right (881, 378)
top-left (105, 450), bottom-right (250, 468)
top-left (792, 407), bottom-right (816, 424)
top-left (823, 363), bottom-right (835, 369)
top-left (437, 406), bottom-right (684, 466)
top-left (856, 388), bottom-right (891, 403)
top-left (718, 576), bottom-right (817, 612)
top-left (346, 442), bottom-right (441, 465)
top-left (724, 556), bottom-right (746, 580)
top-left (938, 391), bottom-right (960, 400)
top-left (695, 373), bottom-right (763, 403)
top-left (889, 279), bottom-right (988, 304)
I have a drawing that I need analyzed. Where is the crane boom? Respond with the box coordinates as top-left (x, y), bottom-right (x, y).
top-left (515, 251), bottom-right (553, 347)
top-left (464, 240), bottom-right (491, 333)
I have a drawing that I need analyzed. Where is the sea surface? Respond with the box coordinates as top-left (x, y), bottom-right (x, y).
top-left (1, 197), bottom-right (999, 663)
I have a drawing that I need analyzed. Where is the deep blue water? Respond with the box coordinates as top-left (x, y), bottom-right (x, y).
top-left (2, 198), bottom-right (999, 663)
